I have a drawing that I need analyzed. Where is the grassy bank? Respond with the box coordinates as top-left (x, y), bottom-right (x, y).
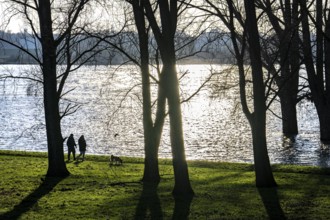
top-left (0, 150), bottom-right (330, 219)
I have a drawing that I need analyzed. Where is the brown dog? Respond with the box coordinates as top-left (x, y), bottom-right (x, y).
top-left (110, 155), bottom-right (123, 166)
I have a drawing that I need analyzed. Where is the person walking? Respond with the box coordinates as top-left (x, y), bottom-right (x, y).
top-left (77, 135), bottom-right (87, 161)
top-left (67, 134), bottom-right (77, 161)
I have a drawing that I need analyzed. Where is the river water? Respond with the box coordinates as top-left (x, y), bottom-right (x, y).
top-left (0, 64), bottom-right (329, 167)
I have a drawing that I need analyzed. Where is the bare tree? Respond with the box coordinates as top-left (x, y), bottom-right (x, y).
top-left (257, 0), bottom-right (301, 138)
top-left (193, 0), bottom-right (300, 138)
top-left (299, 0), bottom-right (330, 143)
top-left (130, 0), bottom-right (166, 183)
top-left (100, 0), bottom-right (213, 188)
top-left (0, 0), bottom-right (111, 177)
top-left (188, 0), bottom-right (277, 187)
top-left (243, 0), bottom-right (277, 187)
top-left (130, 0), bottom-right (194, 195)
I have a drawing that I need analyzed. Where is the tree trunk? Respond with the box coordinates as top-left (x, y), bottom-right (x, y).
top-left (141, 77), bottom-right (166, 183)
top-left (323, 8), bottom-right (330, 143)
top-left (163, 63), bottom-right (194, 195)
top-left (142, 79), bottom-right (166, 182)
top-left (300, 0), bottom-right (330, 143)
top-left (283, 0), bottom-right (300, 137)
top-left (244, 0), bottom-right (277, 187)
top-left (251, 116), bottom-right (277, 187)
top-left (260, 0), bottom-right (300, 137)
top-left (44, 72), bottom-right (69, 177)
top-left (141, 82), bottom-right (166, 183)
top-left (142, 0), bottom-right (194, 195)
top-left (288, 0), bottom-right (300, 136)
top-left (263, 0), bottom-right (300, 137)
top-left (132, 1), bottom-right (166, 183)
top-left (39, 0), bottom-right (69, 177)
top-left (143, 135), bottom-right (161, 183)
top-left (317, 107), bottom-right (330, 143)
top-left (279, 87), bottom-right (298, 137)
top-left (140, 80), bottom-right (163, 183)
top-left (279, 32), bottom-right (299, 137)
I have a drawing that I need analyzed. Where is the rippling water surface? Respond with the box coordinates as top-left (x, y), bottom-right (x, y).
top-left (0, 64), bottom-right (329, 167)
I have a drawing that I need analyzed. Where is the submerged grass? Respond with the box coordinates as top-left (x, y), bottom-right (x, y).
top-left (0, 150), bottom-right (330, 219)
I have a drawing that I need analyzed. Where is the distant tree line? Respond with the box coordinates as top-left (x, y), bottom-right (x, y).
top-left (0, 0), bottom-right (329, 196)
top-left (0, 30), bottom-right (235, 64)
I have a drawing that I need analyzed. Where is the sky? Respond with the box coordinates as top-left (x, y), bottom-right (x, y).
top-left (0, 2), bottom-right (26, 33)
top-left (0, 1), bottom-right (128, 33)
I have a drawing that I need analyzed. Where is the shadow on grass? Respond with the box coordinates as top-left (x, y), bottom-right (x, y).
top-left (134, 183), bottom-right (193, 220)
top-left (172, 194), bottom-right (194, 220)
top-left (134, 183), bottom-right (163, 220)
top-left (74, 159), bottom-right (84, 166)
top-left (258, 187), bottom-right (286, 220)
top-left (0, 177), bottom-right (65, 220)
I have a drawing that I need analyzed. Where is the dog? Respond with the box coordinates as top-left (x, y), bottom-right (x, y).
top-left (110, 154), bottom-right (123, 166)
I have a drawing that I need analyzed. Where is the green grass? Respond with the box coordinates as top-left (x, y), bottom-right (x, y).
top-left (0, 150), bottom-right (330, 219)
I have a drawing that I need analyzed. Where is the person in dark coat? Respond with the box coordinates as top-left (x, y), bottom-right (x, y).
top-left (67, 134), bottom-right (77, 161)
top-left (77, 135), bottom-right (87, 161)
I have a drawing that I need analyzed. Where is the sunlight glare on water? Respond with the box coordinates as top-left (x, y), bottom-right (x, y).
top-left (0, 64), bottom-right (329, 167)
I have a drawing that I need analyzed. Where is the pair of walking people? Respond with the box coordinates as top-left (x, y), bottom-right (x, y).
top-left (67, 134), bottom-right (87, 161)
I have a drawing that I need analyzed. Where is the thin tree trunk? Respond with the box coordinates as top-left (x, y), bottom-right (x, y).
top-left (163, 63), bottom-right (194, 195)
top-left (284, 0), bottom-right (300, 137)
top-left (132, 0), bottom-right (166, 183)
top-left (142, 84), bottom-right (166, 182)
top-left (244, 0), bottom-right (277, 187)
top-left (251, 116), bottom-right (276, 187)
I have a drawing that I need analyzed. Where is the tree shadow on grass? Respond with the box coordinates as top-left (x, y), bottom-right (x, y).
top-left (0, 177), bottom-right (65, 220)
top-left (134, 183), bottom-right (194, 220)
top-left (134, 183), bottom-right (163, 220)
top-left (172, 194), bottom-right (193, 220)
top-left (258, 187), bottom-right (286, 220)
